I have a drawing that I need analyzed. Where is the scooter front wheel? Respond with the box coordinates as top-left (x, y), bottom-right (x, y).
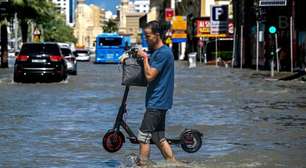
top-left (181, 129), bottom-right (203, 153)
top-left (103, 130), bottom-right (125, 153)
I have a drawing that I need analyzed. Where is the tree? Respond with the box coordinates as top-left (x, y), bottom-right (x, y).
top-left (0, 0), bottom-right (54, 68)
top-left (0, 21), bottom-right (9, 68)
top-left (102, 20), bottom-right (118, 33)
top-left (42, 15), bottom-right (77, 43)
top-left (11, 0), bottom-right (55, 42)
top-left (0, 1), bottom-right (9, 68)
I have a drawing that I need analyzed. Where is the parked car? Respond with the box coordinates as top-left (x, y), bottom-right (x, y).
top-left (74, 49), bottom-right (90, 61)
top-left (58, 44), bottom-right (77, 75)
top-left (13, 42), bottom-right (67, 82)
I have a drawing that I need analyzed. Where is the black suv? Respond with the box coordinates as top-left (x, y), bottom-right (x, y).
top-left (14, 42), bottom-right (67, 82)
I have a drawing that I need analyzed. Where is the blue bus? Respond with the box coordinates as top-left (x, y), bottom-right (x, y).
top-left (95, 33), bottom-right (131, 63)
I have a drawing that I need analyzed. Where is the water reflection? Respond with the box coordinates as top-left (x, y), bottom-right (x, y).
top-left (0, 61), bottom-right (306, 167)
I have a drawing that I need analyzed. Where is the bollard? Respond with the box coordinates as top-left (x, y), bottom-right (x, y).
top-left (188, 52), bottom-right (197, 68)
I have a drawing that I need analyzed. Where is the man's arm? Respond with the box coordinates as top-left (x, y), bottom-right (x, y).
top-left (138, 50), bottom-right (159, 82)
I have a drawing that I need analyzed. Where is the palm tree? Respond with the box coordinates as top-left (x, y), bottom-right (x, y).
top-left (0, 0), bottom-right (54, 68)
top-left (11, 0), bottom-right (55, 42)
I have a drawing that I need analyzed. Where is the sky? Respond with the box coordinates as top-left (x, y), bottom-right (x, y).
top-left (86, 0), bottom-right (121, 14)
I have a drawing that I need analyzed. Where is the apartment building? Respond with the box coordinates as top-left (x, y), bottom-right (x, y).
top-left (74, 0), bottom-right (104, 48)
top-left (51, 0), bottom-right (76, 26)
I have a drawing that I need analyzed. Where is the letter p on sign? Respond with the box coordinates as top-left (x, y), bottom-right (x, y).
top-left (215, 8), bottom-right (223, 20)
top-left (211, 5), bottom-right (228, 21)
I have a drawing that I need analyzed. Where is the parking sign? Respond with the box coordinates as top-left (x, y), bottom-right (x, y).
top-left (210, 5), bottom-right (228, 34)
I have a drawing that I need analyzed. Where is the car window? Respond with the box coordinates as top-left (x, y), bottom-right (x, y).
top-left (75, 50), bottom-right (88, 54)
top-left (20, 43), bottom-right (61, 56)
top-left (20, 44), bottom-right (44, 55)
top-left (98, 37), bottom-right (122, 46)
top-left (61, 48), bottom-right (72, 56)
top-left (45, 44), bottom-right (61, 55)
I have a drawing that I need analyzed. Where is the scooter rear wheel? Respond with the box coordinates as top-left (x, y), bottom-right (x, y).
top-left (103, 130), bottom-right (125, 153)
top-left (181, 129), bottom-right (202, 153)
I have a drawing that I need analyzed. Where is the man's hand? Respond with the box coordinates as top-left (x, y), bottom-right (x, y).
top-left (137, 49), bottom-right (148, 60)
top-left (119, 53), bottom-right (129, 63)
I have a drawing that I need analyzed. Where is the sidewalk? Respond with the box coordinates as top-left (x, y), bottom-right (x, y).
top-left (186, 60), bottom-right (305, 81)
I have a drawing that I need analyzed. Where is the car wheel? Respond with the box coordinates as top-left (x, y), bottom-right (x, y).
top-left (13, 73), bottom-right (22, 83)
top-left (69, 70), bottom-right (77, 75)
top-left (60, 65), bottom-right (67, 81)
top-left (62, 72), bottom-right (67, 81)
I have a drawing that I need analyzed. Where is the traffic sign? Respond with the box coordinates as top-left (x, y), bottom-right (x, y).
top-left (172, 38), bottom-right (187, 43)
top-left (172, 33), bottom-right (187, 39)
top-left (171, 16), bottom-right (187, 30)
top-left (259, 0), bottom-right (287, 6)
top-left (33, 27), bottom-right (41, 35)
top-left (210, 5), bottom-right (228, 34)
top-left (165, 37), bottom-right (172, 44)
top-left (165, 8), bottom-right (174, 22)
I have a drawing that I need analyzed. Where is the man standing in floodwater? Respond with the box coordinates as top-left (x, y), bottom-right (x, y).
top-left (136, 20), bottom-right (176, 166)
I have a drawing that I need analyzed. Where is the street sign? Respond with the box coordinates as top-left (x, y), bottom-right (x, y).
top-left (172, 38), bottom-right (187, 43)
top-left (33, 27), bottom-right (41, 35)
top-left (172, 32), bottom-right (187, 39)
top-left (196, 17), bottom-right (210, 36)
top-left (259, 0), bottom-right (287, 6)
top-left (210, 5), bottom-right (229, 34)
top-left (196, 17), bottom-right (233, 38)
top-left (171, 16), bottom-right (187, 30)
top-left (165, 8), bottom-right (174, 22)
top-left (165, 37), bottom-right (172, 44)
top-left (228, 20), bottom-right (234, 34)
top-left (171, 16), bottom-right (187, 43)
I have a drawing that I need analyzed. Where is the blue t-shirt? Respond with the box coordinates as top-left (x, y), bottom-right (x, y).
top-left (146, 45), bottom-right (174, 110)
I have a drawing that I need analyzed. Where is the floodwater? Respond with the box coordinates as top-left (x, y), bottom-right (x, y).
top-left (0, 58), bottom-right (306, 168)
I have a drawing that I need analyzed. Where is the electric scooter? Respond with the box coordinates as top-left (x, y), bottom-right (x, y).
top-left (102, 48), bottom-right (203, 153)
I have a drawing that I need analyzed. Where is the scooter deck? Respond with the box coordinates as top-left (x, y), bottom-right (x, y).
top-left (127, 136), bottom-right (182, 145)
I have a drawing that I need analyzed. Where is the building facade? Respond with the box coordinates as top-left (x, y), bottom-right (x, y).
top-left (74, 0), bottom-right (103, 48)
top-left (134, 0), bottom-right (150, 13)
top-left (118, 0), bottom-right (146, 44)
top-left (51, 0), bottom-right (76, 26)
top-left (233, 0), bottom-right (306, 71)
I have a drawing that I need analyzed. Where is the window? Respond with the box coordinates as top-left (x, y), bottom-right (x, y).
top-left (98, 37), bottom-right (122, 46)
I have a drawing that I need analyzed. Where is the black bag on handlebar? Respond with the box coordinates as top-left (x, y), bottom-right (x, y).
top-left (122, 57), bottom-right (147, 87)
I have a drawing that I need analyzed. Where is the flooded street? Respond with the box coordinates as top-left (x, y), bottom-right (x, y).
top-left (0, 58), bottom-right (306, 168)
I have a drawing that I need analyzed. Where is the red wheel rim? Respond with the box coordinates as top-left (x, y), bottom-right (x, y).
top-left (103, 131), bottom-right (124, 152)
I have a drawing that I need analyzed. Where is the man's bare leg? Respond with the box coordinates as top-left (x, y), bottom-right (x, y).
top-left (139, 143), bottom-right (150, 165)
top-left (156, 139), bottom-right (176, 161)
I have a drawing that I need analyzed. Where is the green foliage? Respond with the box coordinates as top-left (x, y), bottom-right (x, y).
top-left (1, 0), bottom-right (76, 43)
top-left (102, 20), bottom-right (118, 33)
top-left (42, 16), bottom-right (77, 43)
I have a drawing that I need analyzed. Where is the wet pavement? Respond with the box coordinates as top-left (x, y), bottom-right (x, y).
top-left (0, 58), bottom-right (306, 168)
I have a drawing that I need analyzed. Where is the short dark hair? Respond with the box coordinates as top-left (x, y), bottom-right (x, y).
top-left (144, 20), bottom-right (162, 37)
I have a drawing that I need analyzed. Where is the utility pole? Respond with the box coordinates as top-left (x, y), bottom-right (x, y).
top-left (14, 13), bottom-right (18, 52)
